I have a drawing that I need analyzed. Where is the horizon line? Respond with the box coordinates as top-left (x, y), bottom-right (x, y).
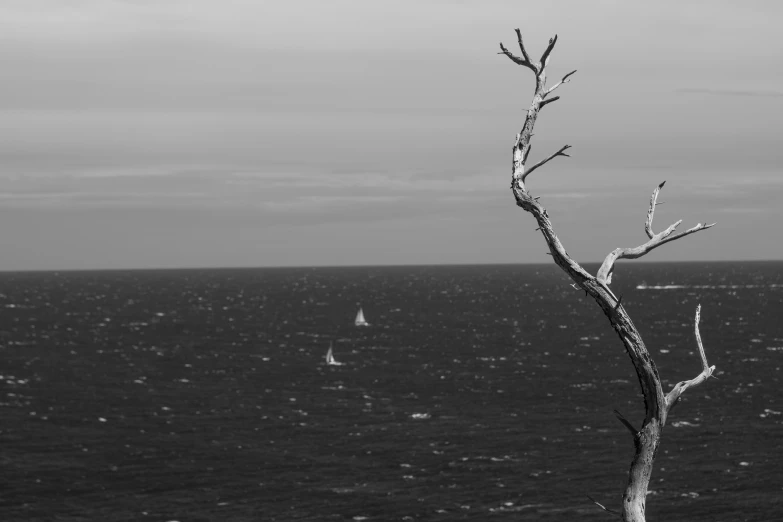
top-left (1, 258), bottom-right (781, 274)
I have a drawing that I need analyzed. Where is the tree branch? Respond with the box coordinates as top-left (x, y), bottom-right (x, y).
top-left (586, 495), bottom-right (622, 518)
top-left (664, 305), bottom-right (716, 414)
top-left (521, 145), bottom-right (571, 183)
top-left (514, 28), bottom-right (533, 65)
top-left (546, 69), bottom-right (577, 96)
top-left (614, 409), bottom-right (639, 435)
top-left (596, 183), bottom-right (716, 285)
top-left (501, 33), bottom-right (663, 432)
top-left (645, 181), bottom-right (666, 239)
top-left (539, 95), bottom-right (560, 108)
top-left (498, 43), bottom-right (536, 73)
top-left (523, 143), bottom-right (532, 164)
top-left (539, 34), bottom-right (558, 73)
top-left (498, 27), bottom-right (717, 522)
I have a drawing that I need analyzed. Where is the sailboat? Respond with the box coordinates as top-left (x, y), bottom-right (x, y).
top-left (325, 342), bottom-right (343, 366)
top-left (354, 307), bottom-right (369, 327)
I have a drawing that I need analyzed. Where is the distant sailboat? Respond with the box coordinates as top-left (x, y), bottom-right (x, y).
top-left (325, 342), bottom-right (343, 366)
top-left (354, 307), bottom-right (369, 327)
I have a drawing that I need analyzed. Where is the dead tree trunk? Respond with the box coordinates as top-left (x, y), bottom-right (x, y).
top-left (498, 29), bottom-right (716, 522)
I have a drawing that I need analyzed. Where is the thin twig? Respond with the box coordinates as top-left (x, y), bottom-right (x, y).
top-left (521, 145), bottom-right (571, 183)
top-left (694, 305), bottom-right (711, 374)
top-left (586, 495), bottom-right (622, 517)
top-left (546, 69), bottom-right (577, 96)
top-left (613, 409), bottom-right (638, 435)
top-left (539, 34), bottom-right (558, 71)
top-left (514, 28), bottom-right (532, 64)
top-left (645, 181), bottom-right (666, 239)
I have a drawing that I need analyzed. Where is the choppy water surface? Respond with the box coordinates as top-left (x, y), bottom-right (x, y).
top-left (1, 262), bottom-right (782, 521)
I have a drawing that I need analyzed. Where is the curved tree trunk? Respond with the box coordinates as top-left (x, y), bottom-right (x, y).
top-left (498, 29), bottom-right (716, 522)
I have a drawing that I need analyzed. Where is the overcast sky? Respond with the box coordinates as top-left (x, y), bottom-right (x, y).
top-left (0, 0), bottom-right (781, 270)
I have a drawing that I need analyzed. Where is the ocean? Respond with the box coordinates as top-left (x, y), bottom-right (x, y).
top-left (1, 261), bottom-right (781, 521)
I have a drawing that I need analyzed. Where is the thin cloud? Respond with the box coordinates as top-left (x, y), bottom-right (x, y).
top-left (718, 207), bottom-right (775, 214)
top-left (0, 189), bottom-right (215, 208)
top-left (0, 191), bottom-right (86, 203)
top-left (404, 168), bottom-right (480, 180)
top-left (677, 88), bottom-right (783, 98)
top-left (258, 190), bottom-right (504, 227)
top-left (544, 192), bottom-right (591, 199)
top-left (262, 195), bottom-right (402, 213)
top-left (233, 170), bottom-right (497, 193)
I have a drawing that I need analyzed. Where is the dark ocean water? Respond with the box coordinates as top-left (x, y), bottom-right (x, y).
top-left (1, 262), bottom-right (782, 521)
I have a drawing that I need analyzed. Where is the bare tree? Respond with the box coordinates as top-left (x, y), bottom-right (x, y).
top-left (498, 29), bottom-right (717, 522)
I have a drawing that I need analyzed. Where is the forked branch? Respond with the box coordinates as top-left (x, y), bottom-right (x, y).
top-left (664, 305), bottom-right (716, 412)
top-left (597, 182), bottom-right (715, 285)
top-left (500, 29), bottom-right (574, 194)
top-left (499, 31), bottom-right (561, 77)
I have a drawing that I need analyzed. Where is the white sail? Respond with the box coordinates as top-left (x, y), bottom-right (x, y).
top-left (326, 342), bottom-right (343, 366)
top-left (354, 307), bottom-right (369, 326)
